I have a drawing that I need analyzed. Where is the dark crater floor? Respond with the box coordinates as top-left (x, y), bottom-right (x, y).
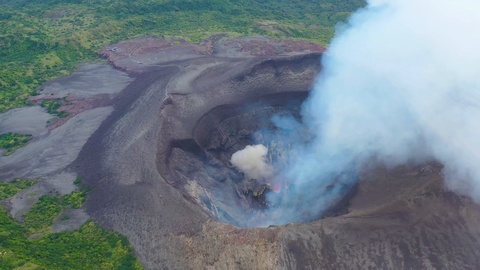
top-left (162, 90), bottom-right (356, 227)
top-left (155, 54), bottom-right (329, 227)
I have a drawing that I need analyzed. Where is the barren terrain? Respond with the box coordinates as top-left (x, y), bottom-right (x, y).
top-left (82, 36), bottom-right (480, 269)
top-left (3, 36), bottom-right (480, 269)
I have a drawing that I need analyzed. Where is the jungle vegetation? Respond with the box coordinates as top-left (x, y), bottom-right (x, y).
top-left (0, 178), bottom-right (143, 270)
top-left (0, 132), bottom-right (32, 156)
top-left (0, 0), bottom-right (364, 112)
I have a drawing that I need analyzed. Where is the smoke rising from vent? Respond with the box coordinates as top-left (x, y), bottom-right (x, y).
top-left (259, 0), bottom-right (480, 225)
top-left (231, 144), bottom-right (273, 180)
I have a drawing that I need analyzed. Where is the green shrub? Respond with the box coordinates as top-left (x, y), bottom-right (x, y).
top-left (0, 132), bottom-right (32, 156)
top-left (40, 99), bottom-right (69, 117)
top-left (63, 191), bottom-right (86, 208)
top-left (23, 195), bottom-right (64, 233)
top-left (0, 178), bottom-right (36, 200)
top-left (0, 178), bottom-right (143, 269)
top-left (0, 207), bottom-right (143, 270)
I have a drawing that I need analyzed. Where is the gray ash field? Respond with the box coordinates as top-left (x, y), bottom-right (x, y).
top-left (70, 37), bottom-right (480, 269)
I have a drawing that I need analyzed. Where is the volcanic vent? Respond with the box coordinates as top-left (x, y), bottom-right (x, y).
top-left (157, 54), bottom-right (355, 227)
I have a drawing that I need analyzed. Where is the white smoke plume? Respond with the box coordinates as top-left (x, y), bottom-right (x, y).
top-left (263, 0), bottom-right (480, 225)
top-left (231, 144), bottom-right (273, 180)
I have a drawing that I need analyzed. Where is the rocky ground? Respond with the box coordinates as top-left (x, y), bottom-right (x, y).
top-left (0, 62), bottom-right (132, 232)
top-left (82, 36), bottom-right (480, 269)
top-left (3, 35), bottom-right (480, 269)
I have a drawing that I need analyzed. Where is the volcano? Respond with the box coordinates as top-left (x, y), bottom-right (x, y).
top-left (75, 36), bottom-right (480, 269)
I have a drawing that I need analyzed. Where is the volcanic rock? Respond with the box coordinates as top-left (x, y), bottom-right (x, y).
top-left (75, 36), bottom-right (480, 269)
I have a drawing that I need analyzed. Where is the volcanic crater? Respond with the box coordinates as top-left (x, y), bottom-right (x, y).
top-left (155, 52), bottom-right (335, 227)
top-left (73, 36), bottom-right (480, 269)
top-left (162, 87), bottom-right (356, 227)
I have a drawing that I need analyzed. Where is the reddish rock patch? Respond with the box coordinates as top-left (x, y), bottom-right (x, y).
top-left (99, 35), bottom-right (325, 73)
top-left (28, 94), bottom-right (111, 130)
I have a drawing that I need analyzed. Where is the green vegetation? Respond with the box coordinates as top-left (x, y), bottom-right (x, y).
top-left (0, 0), bottom-right (364, 112)
top-left (0, 178), bottom-right (36, 200)
top-left (0, 210), bottom-right (143, 270)
top-left (41, 99), bottom-right (68, 117)
top-left (0, 132), bottom-right (32, 156)
top-left (0, 177), bottom-right (143, 269)
top-left (63, 190), bottom-right (87, 208)
top-left (23, 195), bottom-right (65, 234)
top-left (23, 177), bottom-right (89, 234)
top-left (63, 178), bottom-right (90, 209)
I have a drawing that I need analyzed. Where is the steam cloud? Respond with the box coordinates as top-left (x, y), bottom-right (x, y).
top-left (262, 0), bottom-right (480, 226)
top-left (231, 144), bottom-right (273, 180)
